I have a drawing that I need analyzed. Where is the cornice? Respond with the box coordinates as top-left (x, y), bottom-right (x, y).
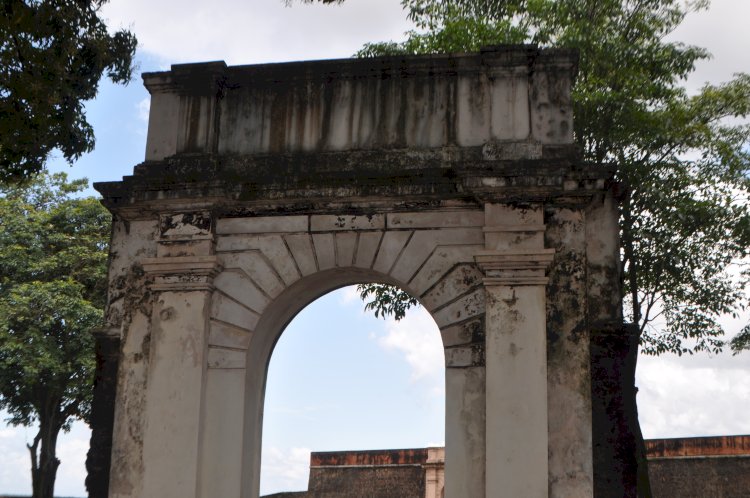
top-left (94, 151), bottom-right (615, 220)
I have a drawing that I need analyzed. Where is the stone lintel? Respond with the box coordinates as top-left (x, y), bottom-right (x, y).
top-left (142, 256), bottom-right (222, 292)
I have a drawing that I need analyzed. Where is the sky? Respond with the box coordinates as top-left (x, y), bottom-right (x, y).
top-left (1, 0), bottom-right (750, 496)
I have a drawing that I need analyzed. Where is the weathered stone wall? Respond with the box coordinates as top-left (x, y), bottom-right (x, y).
top-left (93, 46), bottom-right (622, 498)
top-left (143, 47), bottom-right (576, 161)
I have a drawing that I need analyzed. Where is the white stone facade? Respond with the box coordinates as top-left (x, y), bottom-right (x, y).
top-left (93, 46), bottom-right (621, 498)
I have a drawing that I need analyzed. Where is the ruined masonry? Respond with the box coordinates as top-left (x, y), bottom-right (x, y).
top-left (89, 46), bottom-right (623, 498)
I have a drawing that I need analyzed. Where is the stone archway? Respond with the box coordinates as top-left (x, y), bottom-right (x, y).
top-left (90, 46), bottom-right (621, 498)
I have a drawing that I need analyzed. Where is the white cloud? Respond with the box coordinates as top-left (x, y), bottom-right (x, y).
top-left (375, 305), bottom-right (444, 385)
top-left (136, 97), bottom-right (150, 127)
top-left (0, 444), bottom-right (29, 495)
top-left (260, 446), bottom-right (311, 495)
top-left (667, 0), bottom-right (750, 92)
top-left (56, 431), bottom-right (92, 493)
top-left (0, 427), bottom-right (18, 439)
top-left (0, 417), bottom-right (91, 497)
top-left (636, 352), bottom-right (750, 439)
top-left (96, 0), bottom-right (750, 91)
top-left (338, 284), bottom-right (362, 306)
top-left (101, 0), bottom-right (413, 66)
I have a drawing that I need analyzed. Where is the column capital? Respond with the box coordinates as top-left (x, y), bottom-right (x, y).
top-left (142, 255), bottom-right (222, 292)
top-left (475, 249), bottom-right (555, 286)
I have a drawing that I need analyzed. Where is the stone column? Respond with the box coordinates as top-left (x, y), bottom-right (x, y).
top-left (139, 213), bottom-right (221, 498)
top-left (476, 204), bottom-right (554, 498)
top-left (85, 327), bottom-right (120, 498)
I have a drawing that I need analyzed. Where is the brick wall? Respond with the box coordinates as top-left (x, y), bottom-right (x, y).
top-left (646, 436), bottom-right (750, 498)
top-left (307, 449), bottom-right (426, 498)
top-left (262, 437), bottom-right (750, 498)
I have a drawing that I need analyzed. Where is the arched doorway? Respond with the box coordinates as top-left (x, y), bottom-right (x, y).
top-left (259, 285), bottom-right (445, 495)
top-left (223, 254), bottom-right (485, 498)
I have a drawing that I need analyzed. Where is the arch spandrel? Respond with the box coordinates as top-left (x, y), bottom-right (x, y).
top-left (92, 46), bottom-right (622, 498)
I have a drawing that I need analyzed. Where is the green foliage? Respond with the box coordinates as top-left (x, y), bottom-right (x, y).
top-left (0, 280), bottom-right (100, 427)
top-left (0, 172), bottom-right (110, 496)
top-left (355, 0), bottom-right (750, 356)
top-left (0, 0), bottom-right (137, 184)
top-left (357, 283), bottom-right (419, 321)
top-left (730, 324), bottom-right (750, 353)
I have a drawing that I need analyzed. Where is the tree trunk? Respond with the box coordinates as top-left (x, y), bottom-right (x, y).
top-left (28, 412), bottom-right (62, 498)
top-left (591, 322), bottom-right (653, 497)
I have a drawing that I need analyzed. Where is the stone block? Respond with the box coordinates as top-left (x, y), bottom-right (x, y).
top-left (409, 245), bottom-right (483, 298)
top-left (484, 203), bottom-right (543, 228)
top-left (445, 345), bottom-right (484, 368)
top-left (216, 216), bottom-right (308, 234)
top-left (213, 271), bottom-right (270, 315)
top-left (389, 228), bottom-right (485, 284)
top-left (431, 288), bottom-right (485, 328)
top-left (285, 233), bottom-right (318, 276)
top-left (441, 318), bottom-right (483, 348)
top-left (421, 265), bottom-right (484, 312)
top-left (208, 320), bottom-right (253, 350)
top-left (156, 239), bottom-right (214, 258)
top-left (211, 292), bottom-right (259, 331)
top-left (207, 347), bottom-right (246, 369)
top-left (372, 231), bottom-right (412, 275)
top-left (388, 210), bottom-right (484, 229)
top-left (456, 75), bottom-right (490, 146)
top-left (217, 234), bottom-right (302, 287)
top-left (160, 212), bottom-right (212, 239)
top-left (145, 92), bottom-right (179, 161)
top-left (490, 73), bottom-right (530, 141)
top-left (530, 69), bottom-right (573, 144)
top-left (354, 231), bottom-right (383, 269)
top-left (310, 214), bottom-right (385, 231)
top-left (312, 233), bottom-right (336, 270)
top-left (335, 232), bottom-right (358, 267)
top-left (219, 252), bottom-right (285, 299)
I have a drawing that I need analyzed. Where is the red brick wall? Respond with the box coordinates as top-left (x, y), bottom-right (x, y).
top-left (646, 436), bottom-right (750, 498)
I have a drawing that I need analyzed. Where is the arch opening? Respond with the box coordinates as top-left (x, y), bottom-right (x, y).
top-left (236, 269), bottom-right (448, 498)
top-left (258, 285), bottom-right (445, 496)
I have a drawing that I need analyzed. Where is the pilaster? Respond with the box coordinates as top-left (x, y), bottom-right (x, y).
top-left (477, 204), bottom-right (553, 498)
top-left (139, 212), bottom-right (221, 498)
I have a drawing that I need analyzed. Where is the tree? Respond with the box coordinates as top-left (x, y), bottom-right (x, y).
top-left (0, 172), bottom-right (110, 498)
top-left (355, 0), bottom-right (750, 358)
top-left (0, 0), bottom-right (137, 184)
top-left (333, 0), bottom-right (750, 495)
